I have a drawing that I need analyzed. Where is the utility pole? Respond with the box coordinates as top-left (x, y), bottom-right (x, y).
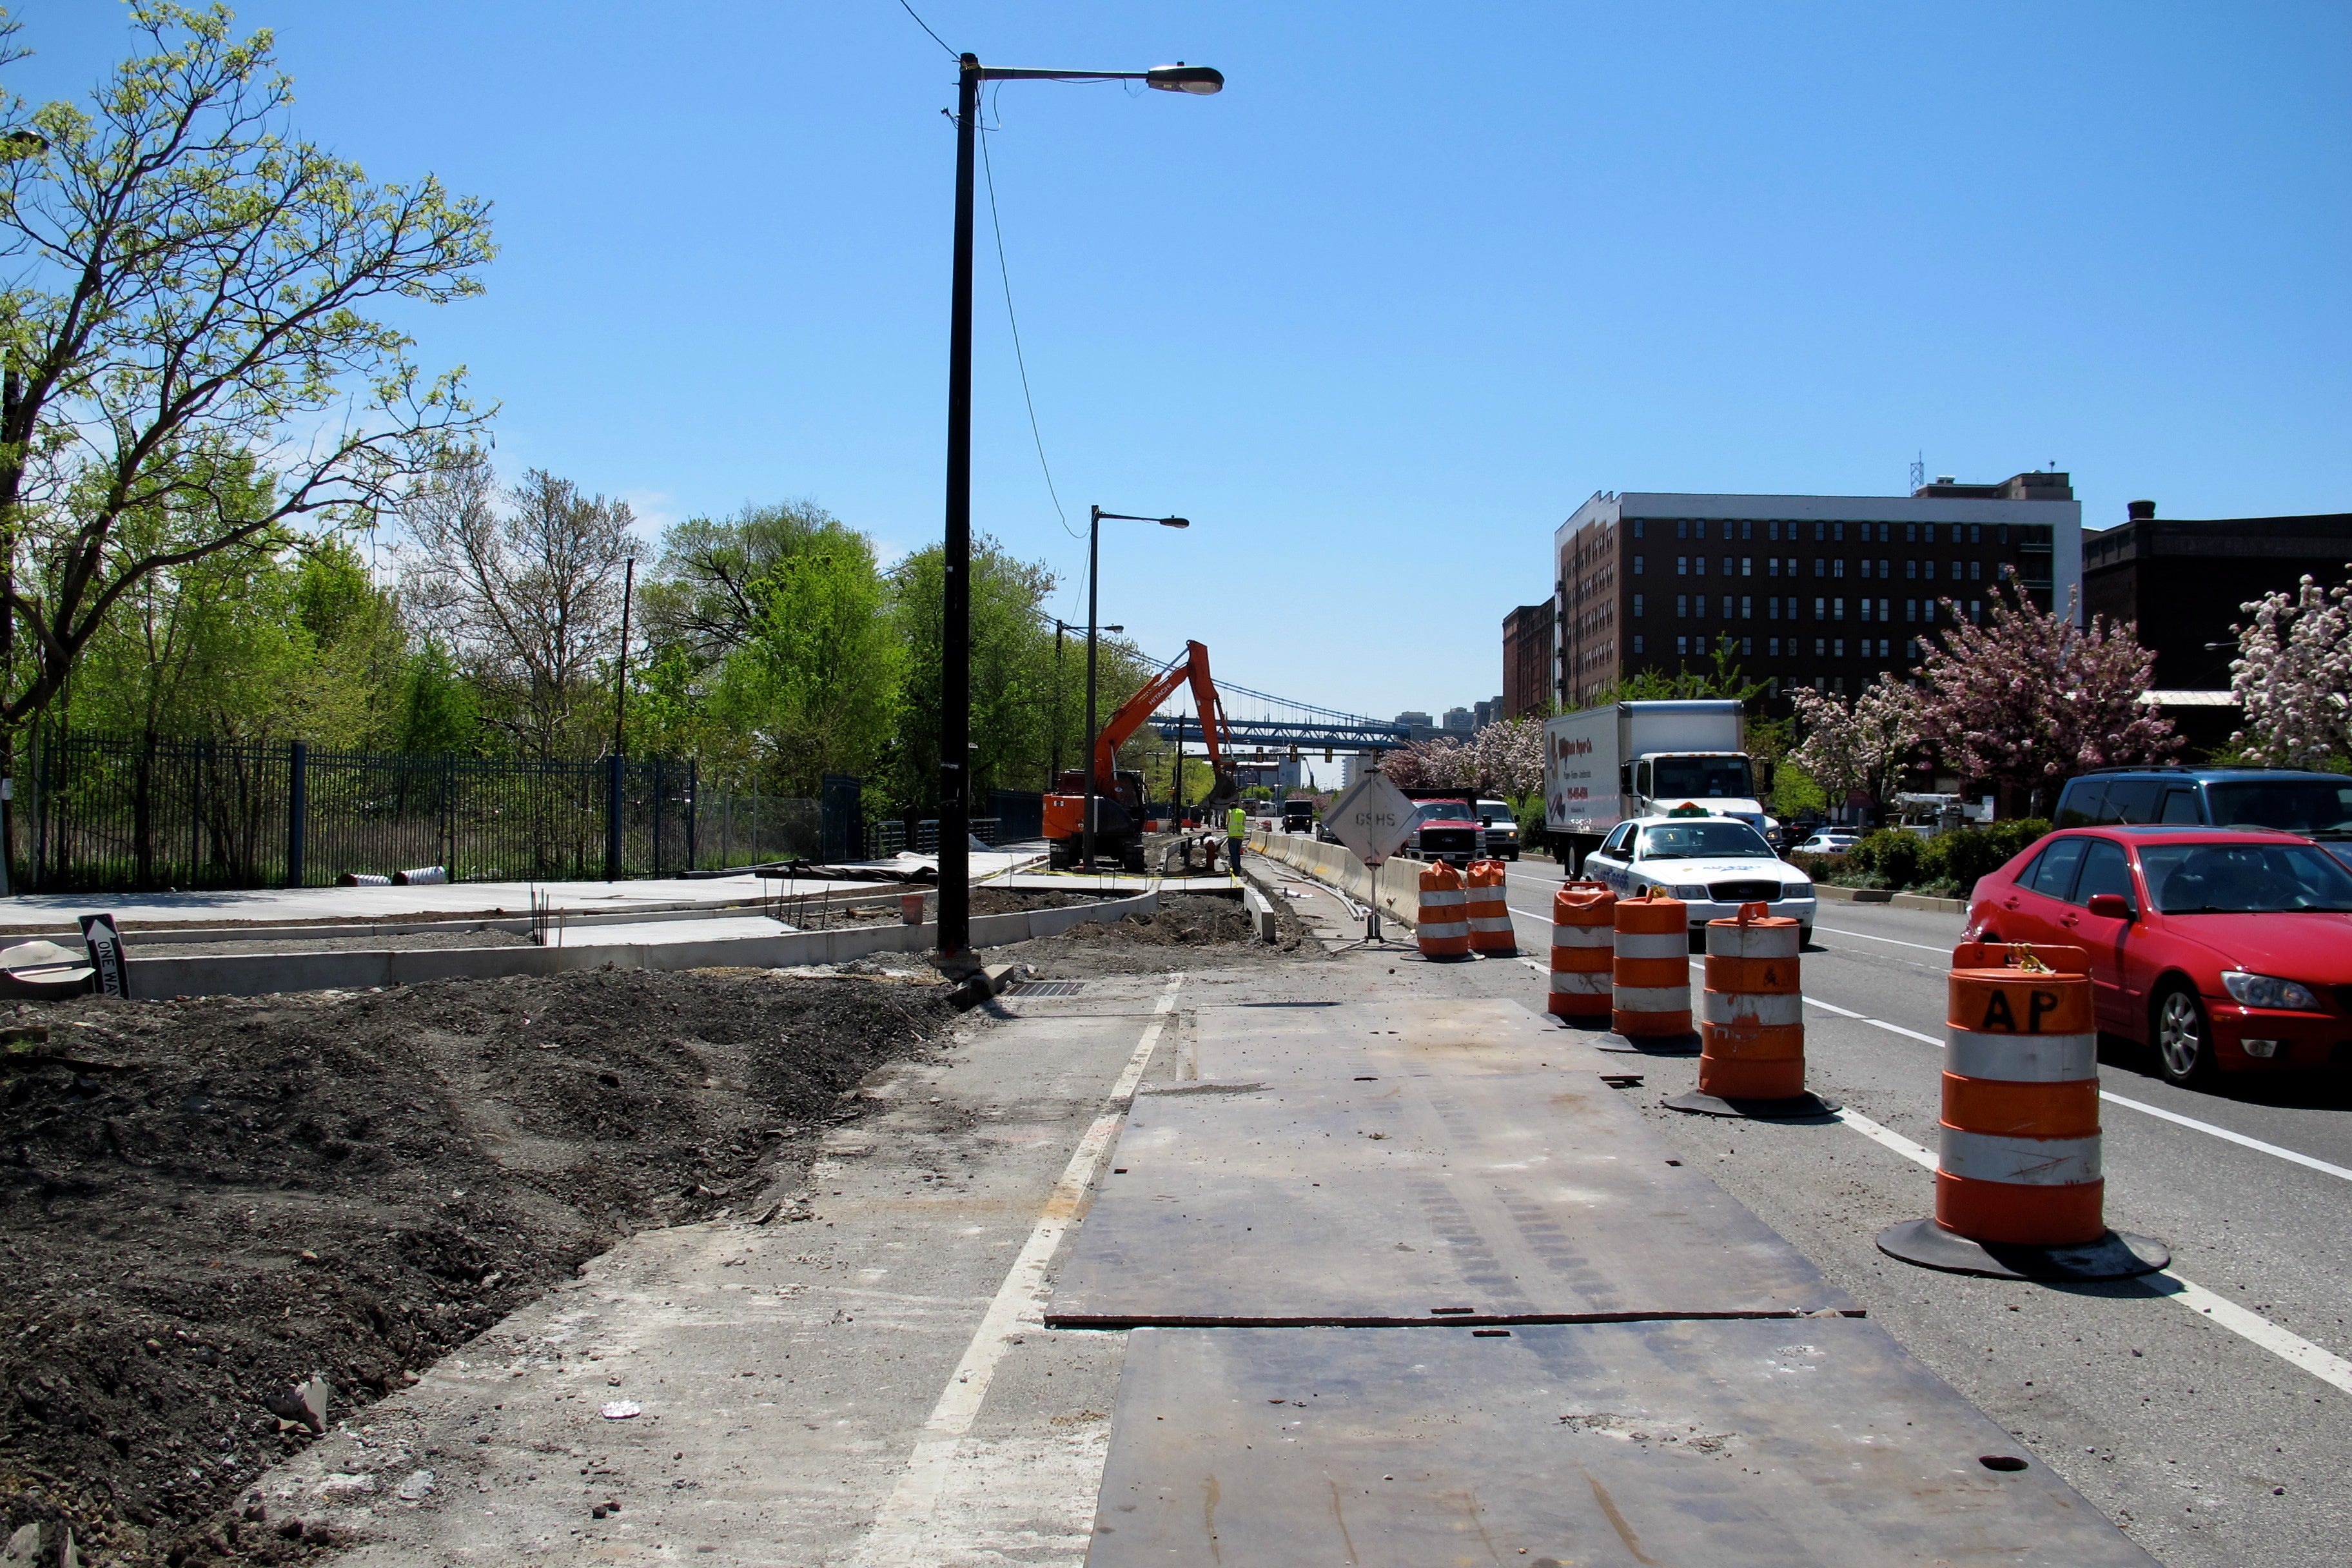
top-left (611, 554), bottom-right (636, 758)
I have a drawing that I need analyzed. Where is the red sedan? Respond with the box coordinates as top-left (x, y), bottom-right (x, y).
top-left (1965, 825), bottom-right (2352, 1086)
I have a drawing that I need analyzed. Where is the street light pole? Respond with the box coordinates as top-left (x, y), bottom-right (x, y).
top-left (1083, 507), bottom-right (1190, 869)
top-left (933, 55), bottom-right (1222, 959)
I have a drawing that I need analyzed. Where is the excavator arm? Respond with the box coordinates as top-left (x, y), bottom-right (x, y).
top-left (1092, 640), bottom-right (1233, 794)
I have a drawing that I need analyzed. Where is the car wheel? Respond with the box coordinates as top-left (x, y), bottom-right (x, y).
top-left (2153, 983), bottom-right (2215, 1087)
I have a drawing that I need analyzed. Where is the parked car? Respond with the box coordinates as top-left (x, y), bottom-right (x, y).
top-left (1580, 813), bottom-right (1816, 941)
top-left (1473, 798), bottom-right (1521, 861)
top-left (1965, 825), bottom-right (2352, 1086)
top-left (1794, 830), bottom-right (1863, 856)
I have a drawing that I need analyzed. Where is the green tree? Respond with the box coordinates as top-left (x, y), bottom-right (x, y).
top-left (0, 3), bottom-right (492, 747)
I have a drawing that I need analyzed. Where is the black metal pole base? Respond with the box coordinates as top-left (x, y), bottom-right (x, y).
top-left (1665, 1088), bottom-right (1841, 1119)
top-left (1875, 1219), bottom-right (2170, 1282)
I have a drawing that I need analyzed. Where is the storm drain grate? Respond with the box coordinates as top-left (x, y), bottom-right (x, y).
top-left (1006, 980), bottom-right (1085, 997)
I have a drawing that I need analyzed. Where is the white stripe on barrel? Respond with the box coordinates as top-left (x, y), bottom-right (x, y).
top-left (1551, 971), bottom-right (1611, 994)
top-left (1706, 922), bottom-right (1801, 958)
top-left (1613, 985), bottom-right (1692, 1012)
top-left (1613, 930), bottom-right (1689, 959)
top-left (1553, 925), bottom-right (1614, 949)
top-left (1944, 1026), bottom-right (2098, 1083)
top-left (1700, 990), bottom-right (1803, 1028)
top-left (1937, 1128), bottom-right (2102, 1186)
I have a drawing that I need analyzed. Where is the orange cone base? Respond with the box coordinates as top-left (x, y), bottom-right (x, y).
top-left (1876, 1217), bottom-right (2168, 1282)
top-left (1934, 1173), bottom-right (2106, 1248)
top-left (1547, 992), bottom-right (1609, 1019)
top-left (1665, 1086), bottom-right (1839, 1120)
top-left (1697, 1055), bottom-right (1807, 1100)
top-left (1610, 1009), bottom-right (1693, 1038)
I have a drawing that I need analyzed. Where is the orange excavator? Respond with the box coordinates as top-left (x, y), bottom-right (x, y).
top-left (1045, 640), bottom-right (1236, 870)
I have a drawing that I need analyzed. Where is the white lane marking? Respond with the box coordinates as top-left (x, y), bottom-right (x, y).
top-left (1813, 925), bottom-right (1955, 955)
top-left (2135, 1274), bottom-right (2352, 1396)
top-left (854, 974), bottom-right (1184, 1565)
top-left (2100, 1092), bottom-right (2352, 1184)
top-left (1828, 1100), bottom-right (2352, 1398)
top-left (1801, 972), bottom-right (2352, 1182)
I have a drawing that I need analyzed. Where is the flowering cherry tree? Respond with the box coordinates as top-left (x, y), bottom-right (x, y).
top-left (2230, 569), bottom-right (2352, 768)
top-left (1378, 720), bottom-right (1545, 797)
top-left (1788, 677), bottom-right (1920, 810)
top-left (1912, 573), bottom-right (2175, 810)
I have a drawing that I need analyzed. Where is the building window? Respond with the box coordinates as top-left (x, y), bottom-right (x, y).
top-left (1905, 522), bottom-right (1918, 543)
top-left (1767, 558), bottom-right (1779, 578)
top-left (1834, 638), bottom-right (1846, 657)
top-left (1921, 560), bottom-right (1935, 581)
top-left (1970, 560), bottom-right (1983, 581)
top-left (1768, 520), bottom-right (1781, 541)
top-left (1720, 521), bottom-right (1734, 540)
top-left (1632, 519), bottom-right (1645, 538)
top-left (1676, 519), bottom-right (1688, 539)
top-left (1633, 594), bottom-right (1645, 617)
top-left (1859, 598), bottom-right (1872, 623)
top-left (1904, 598), bottom-right (1917, 622)
top-left (1813, 596), bottom-right (1826, 620)
top-left (1813, 674), bottom-right (1827, 691)
top-left (1813, 521), bottom-right (1826, 542)
top-left (1859, 558), bottom-right (1872, 580)
top-left (1971, 600), bottom-right (1983, 622)
top-left (1768, 636), bottom-right (1779, 656)
top-left (1812, 558), bottom-right (1825, 578)
top-left (1632, 635), bottom-right (1645, 654)
top-left (1879, 558), bottom-right (1890, 578)
top-left (1741, 636), bottom-right (1753, 654)
top-left (1740, 596), bottom-right (1752, 618)
top-left (1740, 520), bottom-right (1753, 540)
top-left (1716, 595), bottom-right (1729, 617)
top-left (1833, 522), bottom-right (1846, 542)
top-left (1832, 558), bottom-right (1846, 578)
top-left (1969, 524), bottom-right (1981, 543)
top-left (1834, 597), bottom-right (1847, 621)
top-left (1906, 558), bottom-right (1918, 579)
top-left (1834, 676), bottom-right (1846, 694)
top-left (1676, 556), bottom-right (1687, 576)
top-left (1675, 635), bottom-right (1689, 654)
top-left (1814, 638), bottom-right (1827, 656)
top-left (1632, 555), bottom-right (1645, 576)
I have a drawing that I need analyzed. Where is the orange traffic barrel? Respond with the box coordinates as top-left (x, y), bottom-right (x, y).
top-left (1936, 943), bottom-right (2102, 1246)
top-left (1697, 903), bottom-right (1807, 1097)
top-left (1611, 891), bottom-right (1690, 1037)
top-left (1415, 861), bottom-right (1471, 960)
top-left (1465, 860), bottom-right (1515, 954)
top-left (1877, 941), bottom-right (2167, 1281)
top-left (1547, 881), bottom-right (1615, 1019)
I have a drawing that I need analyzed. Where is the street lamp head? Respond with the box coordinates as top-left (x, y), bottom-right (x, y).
top-left (1104, 625), bottom-right (1125, 633)
top-left (1161, 516), bottom-right (1190, 529)
top-left (1145, 64), bottom-right (1224, 95)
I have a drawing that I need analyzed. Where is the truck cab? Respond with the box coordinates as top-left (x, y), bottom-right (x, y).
top-left (1400, 796), bottom-right (1480, 867)
top-left (1631, 752), bottom-right (1773, 838)
top-left (1281, 796), bottom-right (1317, 834)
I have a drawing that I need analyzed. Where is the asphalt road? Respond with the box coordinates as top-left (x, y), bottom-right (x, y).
top-left (1491, 860), bottom-right (2352, 1565)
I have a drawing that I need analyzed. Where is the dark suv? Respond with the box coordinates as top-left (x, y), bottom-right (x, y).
top-left (2054, 769), bottom-right (2352, 867)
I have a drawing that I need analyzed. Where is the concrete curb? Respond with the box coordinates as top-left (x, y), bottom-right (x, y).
top-left (117, 888), bottom-right (1159, 1000)
top-left (1814, 884), bottom-right (1968, 915)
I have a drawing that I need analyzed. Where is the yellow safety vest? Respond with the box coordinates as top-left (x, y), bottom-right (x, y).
top-left (1228, 807), bottom-right (1247, 837)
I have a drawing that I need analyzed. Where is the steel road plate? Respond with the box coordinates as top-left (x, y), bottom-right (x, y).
top-left (1084, 1322), bottom-right (2157, 1567)
top-left (1194, 999), bottom-right (1623, 1078)
top-left (1046, 1068), bottom-right (1848, 1326)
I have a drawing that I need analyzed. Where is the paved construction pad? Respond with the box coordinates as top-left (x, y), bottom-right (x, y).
top-left (1048, 1003), bottom-right (1848, 1327)
top-left (1086, 1320), bottom-right (2158, 1567)
top-left (1190, 996), bottom-right (1623, 1079)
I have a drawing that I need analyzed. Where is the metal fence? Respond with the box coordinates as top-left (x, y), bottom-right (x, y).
top-left (12, 735), bottom-right (703, 894)
top-left (5, 736), bottom-right (1046, 894)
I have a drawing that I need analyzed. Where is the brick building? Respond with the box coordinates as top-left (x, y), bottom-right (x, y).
top-left (1501, 602), bottom-right (1554, 718)
top-left (1539, 471), bottom-right (2083, 709)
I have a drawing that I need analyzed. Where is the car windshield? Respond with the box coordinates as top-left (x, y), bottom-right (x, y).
top-left (2141, 842), bottom-right (2352, 914)
top-left (1639, 821), bottom-right (1774, 860)
top-left (1478, 803), bottom-right (1515, 825)
top-left (2204, 780), bottom-right (2352, 840)
top-left (1652, 757), bottom-right (1755, 799)
top-left (1412, 801), bottom-right (1472, 824)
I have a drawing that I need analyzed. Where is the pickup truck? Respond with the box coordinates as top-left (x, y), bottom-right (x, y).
top-left (1400, 796), bottom-right (1480, 868)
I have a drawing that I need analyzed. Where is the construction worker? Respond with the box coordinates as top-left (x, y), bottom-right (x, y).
top-left (1227, 803), bottom-right (1247, 875)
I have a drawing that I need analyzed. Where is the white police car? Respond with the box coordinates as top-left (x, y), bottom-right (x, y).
top-left (1578, 811), bottom-right (1816, 941)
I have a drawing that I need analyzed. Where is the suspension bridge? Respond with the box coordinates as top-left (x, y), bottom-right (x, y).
top-left (1147, 675), bottom-right (1412, 756)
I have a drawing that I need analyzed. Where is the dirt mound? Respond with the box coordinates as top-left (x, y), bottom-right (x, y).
top-left (994, 891), bottom-right (1316, 976)
top-left (0, 966), bottom-right (952, 1564)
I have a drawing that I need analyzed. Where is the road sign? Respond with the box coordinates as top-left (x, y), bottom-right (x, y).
top-left (1324, 770), bottom-right (1415, 866)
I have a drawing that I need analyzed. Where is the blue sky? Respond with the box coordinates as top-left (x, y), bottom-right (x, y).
top-left (11, 2), bottom-right (2349, 740)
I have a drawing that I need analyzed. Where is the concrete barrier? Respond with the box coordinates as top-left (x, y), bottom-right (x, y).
top-left (1246, 832), bottom-right (1424, 929)
top-left (1812, 885), bottom-right (1969, 915)
top-left (121, 889), bottom-right (1159, 999)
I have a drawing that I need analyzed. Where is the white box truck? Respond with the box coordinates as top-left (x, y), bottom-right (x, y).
top-left (1544, 699), bottom-right (1772, 872)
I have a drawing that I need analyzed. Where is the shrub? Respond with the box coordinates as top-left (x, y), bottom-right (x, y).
top-left (1920, 818), bottom-right (2050, 896)
top-left (1849, 829), bottom-right (1922, 888)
